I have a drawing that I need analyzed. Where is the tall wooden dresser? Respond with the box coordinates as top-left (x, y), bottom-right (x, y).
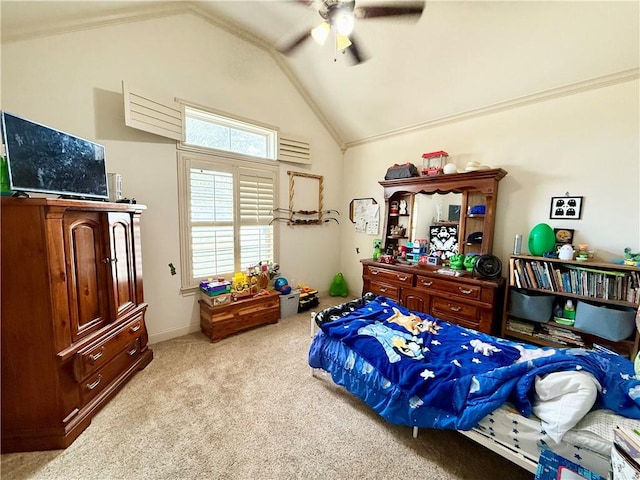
top-left (1, 197), bottom-right (153, 452)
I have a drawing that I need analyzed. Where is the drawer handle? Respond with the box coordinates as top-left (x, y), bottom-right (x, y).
top-left (458, 287), bottom-right (473, 295)
top-left (87, 375), bottom-right (102, 390)
top-left (379, 287), bottom-right (387, 293)
top-left (371, 270), bottom-right (379, 275)
top-left (449, 305), bottom-right (462, 312)
top-left (127, 347), bottom-right (138, 356)
top-left (421, 280), bottom-right (433, 287)
top-left (398, 275), bottom-right (408, 281)
top-left (129, 323), bottom-right (141, 333)
top-left (89, 347), bottom-right (105, 362)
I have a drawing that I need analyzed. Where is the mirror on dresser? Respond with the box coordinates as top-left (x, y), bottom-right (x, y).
top-left (412, 192), bottom-right (462, 262)
top-left (379, 169), bottom-right (507, 263)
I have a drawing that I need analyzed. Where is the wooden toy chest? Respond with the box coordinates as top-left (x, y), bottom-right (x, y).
top-left (199, 291), bottom-right (280, 342)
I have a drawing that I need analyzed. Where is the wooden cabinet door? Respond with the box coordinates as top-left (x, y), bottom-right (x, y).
top-left (401, 287), bottom-right (431, 314)
top-left (63, 211), bottom-right (111, 342)
top-left (106, 212), bottom-right (137, 318)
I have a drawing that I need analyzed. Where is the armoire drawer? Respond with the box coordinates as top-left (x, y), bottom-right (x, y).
top-left (431, 297), bottom-right (479, 326)
top-left (364, 266), bottom-right (413, 286)
top-left (74, 314), bottom-right (146, 381)
top-left (416, 275), bottom-right (481, 301)
top-left (80, 339), bottom-right (142, 405)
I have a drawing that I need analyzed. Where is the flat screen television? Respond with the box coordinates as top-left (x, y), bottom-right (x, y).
top-left (1, 111), bottom-right (108, 200)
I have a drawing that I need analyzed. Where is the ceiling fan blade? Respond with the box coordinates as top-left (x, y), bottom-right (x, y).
top-left (345, 34), bottom-right (367, 65)
top-left (355, 2), bottom-right (425, 20)
top-left (278, 29), bottom-right (313, 55)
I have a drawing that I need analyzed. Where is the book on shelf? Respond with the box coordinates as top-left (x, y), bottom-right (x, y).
top-left (541, 325), bottom-right (585, 347)
top-left (506, 319), bottom-right (535, 335)
top-left (525, 261), bottom-right (538, 289)
top-left (531, 261), bottom-right (542, 288)
top-left (591, 343), bottom-right (619, 356)
top-left (513, 267), bottom-right (522, 288)
top-left (535, 332), bottom-right (568, 345)
top-left (543, 262), bottom-right (557, 291)
top-left (613, 427), bottom-right (640, 471)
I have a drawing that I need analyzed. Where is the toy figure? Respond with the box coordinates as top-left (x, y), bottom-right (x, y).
top-left (463, 255), bottom-right (478, 271)
top-left (449, 254), bottom-right (465, 270)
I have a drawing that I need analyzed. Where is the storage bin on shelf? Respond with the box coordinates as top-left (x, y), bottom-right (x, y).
top-left (509, 288), bottom-right (556, 323)
top-left (574, 301), bottom-right (636, 342)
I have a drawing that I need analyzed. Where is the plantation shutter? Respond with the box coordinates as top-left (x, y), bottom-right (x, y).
top-left (278, 134), bottom-right (311, 165)
top-left (189, 167), bottom-right (234, 278)
top-left (122, 81), bottom-right (183, 141)
top-left (238, 169), bottom-right (275, 268)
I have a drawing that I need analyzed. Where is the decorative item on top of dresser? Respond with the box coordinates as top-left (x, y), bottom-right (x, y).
top-left (1, 197), bottom-right (153, 453)
top-left (421, 150), bottom-right (448, 176)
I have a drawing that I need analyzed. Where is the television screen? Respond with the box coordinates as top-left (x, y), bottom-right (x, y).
top-left (1, 111), bottom-right (108, 199)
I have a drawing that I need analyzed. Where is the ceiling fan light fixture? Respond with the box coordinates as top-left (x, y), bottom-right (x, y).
top-left (333, 9), bottom-right (355, 36)
top-left (335, 34), bottom-right (352, 52)
top-left (311, 21), bottom-right (331, 46)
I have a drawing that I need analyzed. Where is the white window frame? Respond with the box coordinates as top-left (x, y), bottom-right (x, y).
top-left (178, 100), bottom-right (278, 161)
top-left (178, 150), bottom-right (278, 292)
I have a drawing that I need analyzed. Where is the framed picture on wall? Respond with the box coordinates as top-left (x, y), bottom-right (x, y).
top-left (550, 196), bottom-right (583, 220)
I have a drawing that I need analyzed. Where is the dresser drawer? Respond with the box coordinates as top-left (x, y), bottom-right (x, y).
top-left (364, 266), bottom-right (413, 286)
top-left (431, 297), bottom-right (479, 326)
top-left (80, 338), bottom-right (141, 405)
top-left (368, 281), bottom-right (400, 300)
top-left (74, 314), bottom-right (146, 381)
top-left (416, 275), bottom-right (481, 301)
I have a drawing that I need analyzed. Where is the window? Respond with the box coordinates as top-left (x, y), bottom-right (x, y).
top-left (183, 106), bottom-right (277, 160)
top-left (179, 152), bottom-right (277, 289)
top-left (176, 105), bottom-right (279, 290)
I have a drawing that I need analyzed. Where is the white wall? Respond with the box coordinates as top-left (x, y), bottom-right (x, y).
top-left (3, 11), bottom-right (638, 342)
top-left (339, 80), bottom-right (640, 293)
top-left (1, 13), bottom-right (344, 343)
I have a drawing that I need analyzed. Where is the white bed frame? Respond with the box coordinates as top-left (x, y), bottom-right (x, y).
top-left (309, 311), bottom-right (539, 474)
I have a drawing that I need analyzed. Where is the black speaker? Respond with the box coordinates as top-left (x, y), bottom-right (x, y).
top-left (473, 255), bottom-right (502, 279)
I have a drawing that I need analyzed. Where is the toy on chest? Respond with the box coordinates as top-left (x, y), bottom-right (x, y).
top-left (200, 279), bottom-right (232, 297)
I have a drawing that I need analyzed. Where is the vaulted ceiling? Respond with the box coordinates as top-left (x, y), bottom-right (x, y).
top-left (2, 1), bottom-right (638, 149)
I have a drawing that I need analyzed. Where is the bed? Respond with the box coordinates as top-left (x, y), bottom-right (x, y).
top-left (308, 294), bottom-right (640, 476)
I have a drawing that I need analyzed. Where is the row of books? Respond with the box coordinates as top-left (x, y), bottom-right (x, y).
top-left (612, 427), bottom-right (640, 477)
top-left (505, 319), bottom-right (585, 347)
top-left (511, 258), bottom-right (640, 303)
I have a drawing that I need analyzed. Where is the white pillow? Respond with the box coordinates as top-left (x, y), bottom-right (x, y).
top-left (532, 370), bottom-right (600, 443)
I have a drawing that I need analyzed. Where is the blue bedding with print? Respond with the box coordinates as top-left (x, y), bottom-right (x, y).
top-left (308, 295), bottom-right (640, 430)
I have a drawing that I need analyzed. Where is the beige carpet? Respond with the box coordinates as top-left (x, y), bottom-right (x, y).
top-left (1, 295), bottom-right (533, 480)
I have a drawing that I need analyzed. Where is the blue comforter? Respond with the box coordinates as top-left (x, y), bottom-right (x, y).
top-left (308, 296), bottom-right (640, 430)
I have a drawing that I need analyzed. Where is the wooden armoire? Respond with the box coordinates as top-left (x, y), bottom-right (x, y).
top-left (1, 197), bottom-right (153, 452)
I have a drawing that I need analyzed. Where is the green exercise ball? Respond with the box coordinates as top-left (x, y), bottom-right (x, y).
top-left (528, 223), bottom-right (556, 256)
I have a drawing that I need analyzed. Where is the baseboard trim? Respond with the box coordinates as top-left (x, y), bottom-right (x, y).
top-left (149, 323), bottom-right (201, 345)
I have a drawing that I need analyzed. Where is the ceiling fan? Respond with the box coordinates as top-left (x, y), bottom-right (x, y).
top-left (279, 0), bottom-right (425, 65)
